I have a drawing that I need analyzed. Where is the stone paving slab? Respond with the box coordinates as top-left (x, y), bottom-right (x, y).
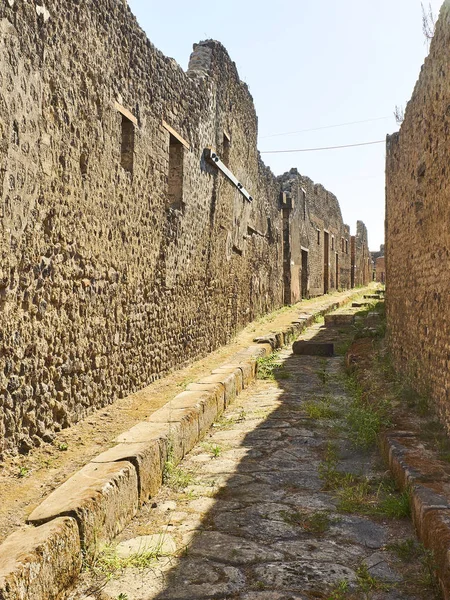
top-left (68, 315), bottom-right (431, 600)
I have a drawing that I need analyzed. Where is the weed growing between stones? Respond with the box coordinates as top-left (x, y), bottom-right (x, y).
top-left (201, 442), bottom-right (222, 458)
top-left (280, 509), bottom-right (339, 534)
top-left (256, 352), bottom-right (290, 380)
top-left (326, 579), bottom-right (350, 600)
top-left (89, 536), bottom-right (174, 578)
top-left (17, 466), bottom-right (29, 478)
top-left (319, 444), bottom-right (410, 519)
top-left (304, 396), bottom-right (339, 420)
top-left (356, 562), bottom-right (391, 593)
top-left (163, 439), bottom-right (196, 491)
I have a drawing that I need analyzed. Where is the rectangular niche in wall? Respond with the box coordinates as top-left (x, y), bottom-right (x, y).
top-left (121, 114), bottom-right (135, 173)
top-left (163, 120), bottom-right (191, 210)
top-left (114, 101), bottom-right (138, 174)
top-left (168, 134), bottom-right (184, 209)
top-left (222, 131), bottom-right (231, 167)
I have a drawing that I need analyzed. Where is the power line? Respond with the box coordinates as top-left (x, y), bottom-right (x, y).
top-left (260, 140), bottom-right (385, 154)
top-left (260, 116), bottom-right (393, 139)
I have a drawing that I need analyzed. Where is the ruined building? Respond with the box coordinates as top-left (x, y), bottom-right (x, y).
top-left (386, 3), bottom-right (450, 429)
top-left (0, 0), bottom-right (370, 456)
top-left (279, 169), bottom-right (352, 303)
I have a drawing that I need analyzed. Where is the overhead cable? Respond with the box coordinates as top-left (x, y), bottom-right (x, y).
top-left (260, 140), bottom-right (385, 154)
top-left (260, 116), bottom-right (392, 139)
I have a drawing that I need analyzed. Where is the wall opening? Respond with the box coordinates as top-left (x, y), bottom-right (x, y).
top-left (335, 252), bottom-right (339, 289)
top-left (317, 229), bottom-right (321, 245)
top-left (222, 133), bottom-right (230, 167)
top-left (168, 134), bottom-right (184, 209)
top-left (301, 249), bottom-right (309, 299)
top-left (121, 114), bottom-right (135, 173)
top-left (324, 231), bottom-right (329, 294)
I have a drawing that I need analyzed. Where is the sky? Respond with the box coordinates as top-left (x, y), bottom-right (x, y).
top-left (128, 0), bottom-right (443, 250)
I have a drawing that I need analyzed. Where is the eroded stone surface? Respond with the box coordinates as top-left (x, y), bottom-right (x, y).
top-left (0, 517), bottom-right (81, 600)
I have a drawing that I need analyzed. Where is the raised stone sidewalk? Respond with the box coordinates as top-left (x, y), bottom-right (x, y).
top-left (0, 289), bottom-right (369, 600)
top-left (68, 299), bottom-right (436, 600)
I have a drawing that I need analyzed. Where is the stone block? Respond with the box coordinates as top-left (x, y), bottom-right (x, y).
top-left (324, 313), bottom-right (355, 326)
top-left (147, 407), bottom-right (200, 458)
top-left (219, 362), bottom-right (254, 387)
top-left (116, 420), bottom-right (182, 464)
top-left (0, 518), bottom-right (81, 600)
top-left (27, 462), bottom-right (138, 556)
top-left (91, 441), bottom-right (164, 504)
top-left (292, 341), bottom-right (334, 356)
top-left (186, 382), bottom-right (225, 410)
top-left (197, 373), bottom-right (237, 408)
top-left (211, 367), bottom-right (243, 395)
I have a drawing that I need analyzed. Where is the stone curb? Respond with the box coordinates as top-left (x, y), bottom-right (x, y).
top-left (0, 289), bottom-right (366, 600)
top-left (381, 431), bottom-right (450, 599)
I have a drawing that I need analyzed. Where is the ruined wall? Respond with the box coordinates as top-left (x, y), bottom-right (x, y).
top-left (351, 221), bottom-right (371, 287)
top-left (0, 0), bottom-right (284, 456)
top-left (375, 257), bottom-right (385, 284)
top-left (386, 2), bottom-right (450, 430)
top-left (278, 169), bottom-right (352, 302)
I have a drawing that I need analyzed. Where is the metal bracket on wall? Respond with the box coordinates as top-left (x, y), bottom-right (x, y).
top-left (204, 148), bottom-right (253, 203)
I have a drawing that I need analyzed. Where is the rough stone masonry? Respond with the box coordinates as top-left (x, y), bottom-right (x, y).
top-left (0, 0), bottom-right (370, 456)
top-left (386, 1), bottom-right (450, 431)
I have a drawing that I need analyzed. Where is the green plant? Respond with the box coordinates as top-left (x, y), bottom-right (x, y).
top-left (256, 352), bottom-right (289, 380)
top-left (203, 442), bottom-right (222, 458)
top-left (91, 537), bottom-right (174, 578)
top-left (17, 466), bottom-right (29, 478)
top-left (356, 562), bottom-right (390, 593)
top-left (387, 538), bottom-right (421, 561)
top-left (281, 509), bottom-right (338, 534)
top-left (117, 594), bottom-right (129, 600)
top-left (58, 442), bottom-right (68, 451)
top-left (304, 397), bottom-right (339, 420)
top-left (163, 439), bottom-right (195, 491)
top-left (327, 579), bottom-right (350, 600)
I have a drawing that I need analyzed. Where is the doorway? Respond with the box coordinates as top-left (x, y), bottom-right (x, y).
top-left (301, 249), bottom-right (308, 299)
top-left (324, 232), bottom-right (329, 294)
top-left (335, 252), bottom-right (339, 290)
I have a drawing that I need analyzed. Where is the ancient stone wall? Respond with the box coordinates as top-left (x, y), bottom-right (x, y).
top-left (375, 257), bottom-right (385, 284)
top-left (351, 221), bottom-right (371, 287)
top-left (0, 0), bottom-right (286, 456)
top-left (279, 169), bottom-right (354, 302)
top-left (386, 2), bottom-right (450, 430)
top-left (0, 0), bottom-right (370, 456)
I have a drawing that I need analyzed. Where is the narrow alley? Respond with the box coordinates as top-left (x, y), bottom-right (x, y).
top-left (69, 301), bottom-right (437, 600)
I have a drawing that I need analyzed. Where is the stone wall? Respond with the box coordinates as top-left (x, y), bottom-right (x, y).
top-left (279, 169), bottom-right (352, 302)
top-left (0, 0), bottom-right (370, 456)
top-left (375, 257), bottom-right (385, 284)
top-left (351, 221), bottom-right (371, 287)
top-left (386, 2), bottom-right (450, 430)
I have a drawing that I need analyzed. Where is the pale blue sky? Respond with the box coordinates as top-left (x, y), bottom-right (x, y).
top-left (128, 0), bottom-right (443, 249)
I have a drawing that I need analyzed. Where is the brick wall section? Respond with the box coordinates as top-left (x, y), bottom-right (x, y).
top-left (385, 2), bottom-right (450, 430)
top-left (0, 0), bottom-right (370, 455)
top-left (278, 169), bottom-right (353, 302)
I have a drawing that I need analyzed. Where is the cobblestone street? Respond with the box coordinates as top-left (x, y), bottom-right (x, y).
top-left (70, 317), bottom-right (435, 600)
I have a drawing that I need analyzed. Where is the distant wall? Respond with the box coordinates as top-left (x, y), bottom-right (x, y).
top-left (351, 221), bottom-right (371, 287)
top-left (376, 257), bottom-right (385, 284)
top-left (385, 3), bottom-right (450, 429)
top-left (279, 169), bottom-right (352, 302)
